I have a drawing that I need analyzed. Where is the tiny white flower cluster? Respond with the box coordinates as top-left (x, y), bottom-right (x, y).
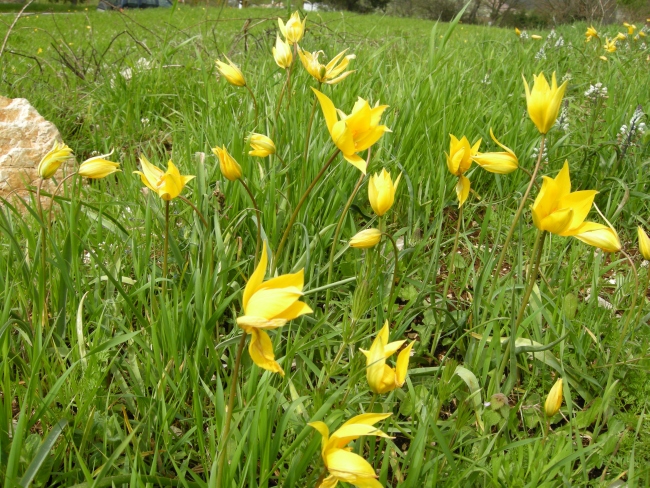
top-left (547, 29), bottom-right (557, 40)
top-left (520, 30), bottom-right (529, 40)
top-left (554, 36), bottom-right (565, 48)
top-left (619, 106), bottom-right (647, 139)
top-left (535, 47), bottom-right (546, 60)
top-left (561, 72), bottom-right (572, 83)
top-left (481, 73), bottom-right (491, 85)
top-left (531, 143), bottom-right (549, 162)
top-left (141, 117), bottom-right (150, 127)
top-left (555, 104), bottom-right (570, 133)
top-left (584, 82), bottom-right (608, 100)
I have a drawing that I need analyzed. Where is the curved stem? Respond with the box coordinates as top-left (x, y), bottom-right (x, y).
top-left (302, 82), bottom-right (322, 177)
top-left (273, 148), bottom-right (340, 270)
top-left (216, 332), bottom-right (248, 488)
top-left (483, 135), bottom-right (546, 320)
top-left (48, 172), bottom-right (77, 228)
top-left (178, 195), bottom-right (209, 228)
top-left (273, 70), bottom-right (289, 137)
top-left (498, 229), bottom-right (546, 394)
top-left (634, 263), bottom-right (650, 332)
top-left (384, 233), bottom-right (400, 320)
top-left (443, 204), bottom-right (463, 303)
top-left (162, 200), bottom-right (170, 295)
top-left (239, 179), bottom-right (262, 267)
top-left (325, 172), bottom-right (365, 307)
top-left (245, 84), bottom-right (258, 128)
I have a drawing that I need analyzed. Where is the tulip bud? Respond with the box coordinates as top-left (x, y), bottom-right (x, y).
top-left (639, 227), bottom-right (650, 260)
top-left (368, 169), bottom-right (401, 217)
top-left (544, 378), bottom-right (563, 417)
top-left (213, 145), bottom-right (242, 181)
top-left (522, 72), bottom-right (568, 135)
top-left (272, 35), bottom-right (292, 69)
top-left (38, 141), bottom-right (74, 179)
top-left (248, 133), bottom-right (276, 158)
top-left (350, 228), bottom-right (382, 249)
top-left (78, 153), bottom-right (121, 179)
top-left (215, 56), bottom-right (246, 87)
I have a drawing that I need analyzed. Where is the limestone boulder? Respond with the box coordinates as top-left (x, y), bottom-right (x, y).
top-left (0, 96), bottom-right (73, 200)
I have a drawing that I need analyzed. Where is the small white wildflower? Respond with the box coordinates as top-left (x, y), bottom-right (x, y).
top-left (481, 73), bottom-right (491, 85)
top-left (141, 117), bottom-right (150, 126)
top-left (555, 36), bottom-right (564, 48)
top-left (547, 29), bottom-right (557, 40)
top-left (520, 30), bottom-right (529, 40)
top-left (535, 46), bottom-right (547, 60)
top-left (584, 82), bottom-right (608, 100)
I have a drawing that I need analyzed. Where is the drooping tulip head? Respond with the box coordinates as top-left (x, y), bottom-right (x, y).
top-left (78, 152), bottom-right (121, 179)
top-left (213, 145), bottom-right (242, 181)
top-left (471, 129), bottom-right (519, 175)
top-left (38, 141), bottom-right (74, 179)
top-left (216, 56), bottom-right (246, 87)
top-left (522, 72), bottom-right (568, 134)
top-left (248, 133), bottom-right (276, 158)
top-left (298, 48), bottom-right (356, 85)
top-left (349, 228), bottom-right (382, 249)
top-left (368, 168), bottom-right (401, 217)
top-left (312, 88), bottom-right (391, 174)
top-left (133, 156), bottom-right (194, 201)
top-left (278, 11), bottom-right (305, 45)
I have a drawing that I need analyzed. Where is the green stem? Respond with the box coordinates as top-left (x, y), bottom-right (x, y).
top-left (178, 195), bottom-right (209, 228)
top-left (314, 467), bottom-right (327, 487)
top-left (273, 148), bottom-right (340, 270)
top-left (36, 178), bottom-right (48, 327)
top-left (498, 229), bottom-right (546, 394)
top-left (216, 332), bottom-right (248, 488)
top-left (384, 233), bottom-right (400, 320)
top-left (443, 203), bottom-right (463, 303)
top-left (302, 82), bottom-right (322, 178)
top-left (483, 135), bottom-right (546, 320)
top-left (634, 261), bottom-right (649, 335)
top-left (325, 172), bottom-right (364, 307)
top-left (162, 200), bottom-right (170, 295)
top-left (239, 179), bottom-right (262, 267)
top-left (245, 84), bottom-right (258, 128)
top-left (272, 74), bottom-right (288, 141)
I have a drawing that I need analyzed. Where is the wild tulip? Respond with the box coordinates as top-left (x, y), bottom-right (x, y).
top-left (639, 227), bottom-right (650, 260)
top-left (278, 11), bottom-right (305, 45)
top-left (349, 228), bottom-right (381, 249)
top-left (213, 145), bottom-right (242, 181)
top-left (624, 22), bottom-right (636, 35)
top-left (298, 48), bottom-right (356, 85)
top-left (545, 378), bottom-right (563, 417)
top-left (368, 168), bottom-right (401, 216)
top-left (616, 32), bottom-right (627, 41)
top-left (236, 243), bottom-right (312, 375)
top-left (78, 153), bottom-right (121, 179)
top-left (215, 56), bottom-right (246, 87)
top-left (585, 26), bottom-right (599, 42)
top-left (359, 321), bottom-right (414, 394)
top-left (446, 134), bottom-right (481, 207)
top-left (523, 72), bottom-right (568, 134)
top-left (272, 35), bottom-right (292, 69)
top-left (38, 141), bottom-right (74, 179)
top-left (309, 413), bottom-right (392, 488)
top-left (248, 134), bottom-right (276, 158)
top-left (471, 129), bottom-right (519, 175)
top-left (133, 156), bottom-right (194, 201)
top-left (515, 28), bottom-right (521, 37)
top-left (531, 35), bottom-right (542, 40)
top-left (312, 88), bottom-right (390, 174)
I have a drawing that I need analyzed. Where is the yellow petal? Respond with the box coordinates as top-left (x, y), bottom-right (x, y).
top-left (242, 242), bottom-right (268, 310)
top-left (539, 207), bottom-right (574, 234)
top-left (639, 226), bottom-right (650, 259)
top-left (349, 229), bottom-right (382, 248)
top-left (244, 287), bottom-right (303, 320)
top-left (248, 329), bottom-right (284, 375)
top-left (545, 378), bottom-right (563, 416)
top-left (343, 152), bottom-right (367, 174)
top-left (331, 120), bottom-right (357, 158)
top-left (237, 316), bottom-right (287, 330)
top-left (572, 222), bottom-right (621, 252)
top-left (326, 449), bottom-right (378, 481)
top-left (557, 190), bottom-right (598, 235)
top-left (472, 152), bottom-right (518, 174)
top-left (339, 412), bottom-right (391, 429)
top-left (312, 88), bottom-right (338, 133)
top-left (456, 174), bottom-right (470, 207)
top-left (395, 342), bottom-right (414, 386)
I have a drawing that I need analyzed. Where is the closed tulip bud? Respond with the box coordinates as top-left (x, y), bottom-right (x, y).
top-left (368, 168), bottom-right (401, 216)
top-left (248, 133), bottom-right (276, 158)
top-left (212, 145), bottom-right (242, 181)
top-left (278, 11), bottom-right (305, 45)
top-left (638, 227), bottom-right (650, 260)
top-left (515, 27), bottom-right (521, 37)
top-left (471, 129), bottom-right (519, 174)
top-left (573, 222), bottom-right (621, 253)
top-left (272, 35), bottom-right (292, 69)
top-left (545, 378), bottom-right (563, 417)
top-left (78, 152), bottom-right (121, 179)
top-left (349, 228), bottom-right (381, 249)
top-left (215, 56), bottom-right (246, 87)
top-left (523, 72), bottom-right (568, 134)
top-left (616, 32), bottom-right (627, 41)
top-left (532, 34), bottom-right (542, 40)
top-left (38, 141), bottom-right (74, 179)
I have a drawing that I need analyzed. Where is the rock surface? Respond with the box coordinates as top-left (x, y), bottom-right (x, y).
top-left (0, 96), bottom-right (72, 200)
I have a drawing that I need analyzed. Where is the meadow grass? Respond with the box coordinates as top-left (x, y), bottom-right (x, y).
top-left (1, 4), bottom-right (650, 487)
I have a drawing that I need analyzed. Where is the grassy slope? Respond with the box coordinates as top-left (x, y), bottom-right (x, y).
top-left (1, 5), bottom-right (650, 487)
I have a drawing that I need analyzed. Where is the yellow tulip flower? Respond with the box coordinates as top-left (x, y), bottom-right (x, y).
top-left (248, 134), bottom-right (276, 158)
top-left (78, 153), bottom-right (121, 179)
top-left (545, 378), bottom-right (563, 417)
top-left (531, 35), bottom-right (542, 40)
top-left (38, 141), bottom-right (74, 179)
top-left (446, 134), bottom-right (481, 207)
top-left (471, 129), bottom-right (519, 175)
top-left (309, 413), bottom-right (392, 488)
top-left (616, 32), bottom-right (627, 41)
top-left (515, 27), bottom-right (521, 37)
top-left (531, 161), bottom-right (621, 252)
top-left (278, 11), bottom-right (305, 45)
top-left (639, 227), bottom-right (650, 260)
top-left (298, 48), bottom-right (356, 85)
top-left (133, 156), bottom-right (194, 201)
top-left (359, 321), bottom-right (414, 394)
top-left (368, 168), bottom-right (401, 216)
top-left (604, 38), bottom-right (618, 52)
top-left (215, 56), bottom-right (246, 87)
top-left (213, 145), bottom-right (242, 181)
top-left (272, 35), bottom-right (292, 69)
top-left (312, 88), bottom-right (390, 174)
top-left (585, 26), bottom-right (598, 42)
top-left (349, 228), bottom-right (382, 249)
top-left (624, 22), bottom-right (636, 35)
top-left (236, 243), bottom-right (312, 375)
top-left (523, 72), bottom-right (568, 135)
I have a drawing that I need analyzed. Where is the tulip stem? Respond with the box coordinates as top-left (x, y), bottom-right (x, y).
top-left (239, 179), bottom-right (262, 267)
top-left (216, 332), bottom-right (248, 488)
top-left (384, 233), bottom-right (400, 320)
top-left (442, 204), bottom-right (463, 305)
top-left (274, 148), bottom-right (340, 270)
top-left (325, 172), bottom-right (365, 308)
top-left (162, 200), bottom-right (170, 296)
top-left (302, 82), bottom-right (322, 177)
top-left (483, 135), bottom-right (546, 322)
top-left (178, 195), bottom-right (209, 228)
top-left (36, 178), bottom-right (48, 327)
top-left (314, 467), bottom-right (327, 487)
top-left (245, 84), bottom-right (258, 128)
top-left (498, 229), bottom-right (546, 394)
top-left (48, 172), bottom-right (77, 227)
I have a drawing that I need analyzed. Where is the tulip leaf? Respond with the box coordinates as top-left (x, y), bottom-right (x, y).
top-left (454, 365), bottom-right (482, 411)
top-left (19, 419), bottom-right (67, 488)
top-left (76, 291), bottom-right (89, 369)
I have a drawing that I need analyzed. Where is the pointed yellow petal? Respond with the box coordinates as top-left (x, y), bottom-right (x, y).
top-left (557, 190), bottom-right (598, 235)
top-left (456, 174), bottom-right (470, 207)
top-left (242, 242), bottom-right (268, 310)
top-left (248, 329), bottom-right (284, 375)
top-left (326, 449), bottom-right (378, 481)
top-left (573, 222), bottom-right (621, 252)
top-left (539, 207), bottom-right (574, 234)
top-left (639, 227), bottom-right (650, 260)
top-left (343, 152), bottom-right (367, 174)
top-left (244, 287), bottom-right (303, 320)
top-left (312, 88), bottom-right (338, 133)
top-left (395, 342), bottom-right (414, 386)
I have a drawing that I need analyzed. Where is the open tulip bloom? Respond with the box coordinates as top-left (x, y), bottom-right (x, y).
top-left (299, 48), bottom-right (356, 85)
top-left (133, 156), bottom-right (194, 201)
top-left (360, 321), bottom-right (414, 394)
top-left (278, 11), bottom-right (305, 45)
top-left (312, 88), bottom-right (390, 174)
top-left (523, 72), bottom-right (568, 135)
top-left (236, 243), bottom-right (312, 375)
top-left (585, 26), bottom-right (599, 42)
top-left (309, 413), bottom-right (392, 488)
top-left (446, 134), bottom-right (481, 207)
top-left (531, 161), bottom-right (621, 252)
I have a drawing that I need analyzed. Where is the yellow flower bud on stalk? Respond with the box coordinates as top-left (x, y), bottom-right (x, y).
top-left (368, 168), bottom-right (401, 216)
top-left (38, 141), bottom-right (74, 179)
top-left (272, 35), bottom-right (292, 69)
top-left (248, 133), bottom-right (276, 158)
top-left (213, 145), bottom-right (242, 181)
top-left (522, 72), bottom-right (568, 135)
top-left (278, 11), bottom-right (305, 45)
top-left (215, 56), bottom-right (246, 87)
top-left (585, 26), bottom-right (599, 42)
top-left (545, 378), bottom-right (563, 417)
top-left (349, 228), bottom-right (381, 249)
top-left (78, 153), bottom-right (121, 179)
top-left (638, 227), bottom-right (650, 260)
top-left (471, 129), bottom-right (519, 175)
